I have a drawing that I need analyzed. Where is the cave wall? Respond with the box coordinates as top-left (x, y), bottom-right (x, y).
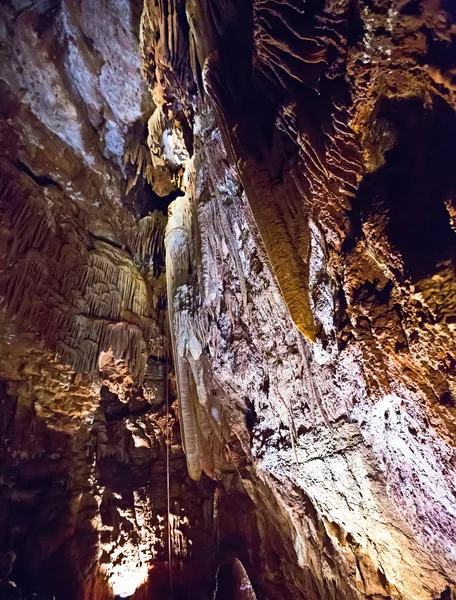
top-left (143, 0), bottom-right (456, 598)
top-left (0, 2), bottom-right (302, 598)
top-left (0, 1), bottom-right (174, 597)
top-left (0, 0), bottom-right (456, 599)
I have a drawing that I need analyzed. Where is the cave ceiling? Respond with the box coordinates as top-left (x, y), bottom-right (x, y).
top-left (0, 0), bottom-right (456, 599)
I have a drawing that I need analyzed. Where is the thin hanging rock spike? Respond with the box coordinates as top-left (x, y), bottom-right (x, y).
top-left (165, 194), bottom-right (206, 481)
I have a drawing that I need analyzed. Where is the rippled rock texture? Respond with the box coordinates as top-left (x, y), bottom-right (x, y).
top-left (147, 0), bottom-right (456, 598)
top-left (0, 1), bottom-right (173, 597)
top-left (1, 0), bottom-right (456, 599)
top-left (0, 1), bottom-right (300, 598)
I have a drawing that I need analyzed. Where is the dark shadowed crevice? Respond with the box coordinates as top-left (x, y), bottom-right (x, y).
top-left (356, 95), bottom-right (456, 281)
top-left (15, 159), bottom-right (62, 189)
top-left (380, 96), bottom-right (456, 280)
top-left (139, 187), bottom-right (184, 218)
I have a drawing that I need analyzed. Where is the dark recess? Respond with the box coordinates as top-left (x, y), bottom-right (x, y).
top-left (354, 96), bottom-right (456, 281)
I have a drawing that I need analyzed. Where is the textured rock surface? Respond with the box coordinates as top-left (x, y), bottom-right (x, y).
top-left (1, 0), bottom-right (456, 599)
top-left (0, 1), bottom-right (304, 598)
top-left (146, 0), bottom-right (456, 598)
top-left (0, 1), bottom-right (170, 597)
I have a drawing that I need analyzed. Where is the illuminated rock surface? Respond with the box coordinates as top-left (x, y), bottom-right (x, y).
top-left (0, 0), bottom-right (456, 599)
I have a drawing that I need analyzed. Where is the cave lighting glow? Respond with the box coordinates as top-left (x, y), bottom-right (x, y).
top-left (110, 564), bottom-right (148, 598)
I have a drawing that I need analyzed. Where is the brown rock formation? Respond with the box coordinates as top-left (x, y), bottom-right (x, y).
top-left (1, 0), bottom-right (456, 599)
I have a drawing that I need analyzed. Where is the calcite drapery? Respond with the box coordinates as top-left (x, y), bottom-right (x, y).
top-left (1, 0), bottom-right (456, 598)
top-left (0, 2), bottom-right (171, 597)
top-left (143, 0), bottom-right (456, 598)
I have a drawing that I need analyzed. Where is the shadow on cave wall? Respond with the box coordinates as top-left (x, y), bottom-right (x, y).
top-left (0, 380), bottom-right (98, 600)
top-left (354, 95), bottom-right (456, 281)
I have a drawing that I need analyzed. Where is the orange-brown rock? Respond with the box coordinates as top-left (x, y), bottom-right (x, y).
top-left (1, 0), bottom-right (456, 599)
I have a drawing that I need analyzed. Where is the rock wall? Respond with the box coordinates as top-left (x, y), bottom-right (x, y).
top-left (0, 1), bottom-right (304, 598)
top-left (144, 0), bottom-right (456, 598)
top-left (0, 1), bottom-right (171, 597)
top-left (0, 0), bottom-right (456, 599)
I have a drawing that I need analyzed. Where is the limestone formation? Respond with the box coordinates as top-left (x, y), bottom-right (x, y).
top-left (0, 0), bottom-right (456, 599)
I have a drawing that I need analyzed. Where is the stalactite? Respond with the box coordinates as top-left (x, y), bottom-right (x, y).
top-left (166, 195), bottom-right (203, 479)
top-left (200, 52), bottom-right (316, 341)
top-left (124, 123), bottom-right (155, 191)
top-left (0, 159), bottom-right (163, 379)
top-left (148, 105), bottom-right (167, 158)
top-left (165, 194), bottom-right (218, 480)
top-left (129, 210), bottom-right (167, 275)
